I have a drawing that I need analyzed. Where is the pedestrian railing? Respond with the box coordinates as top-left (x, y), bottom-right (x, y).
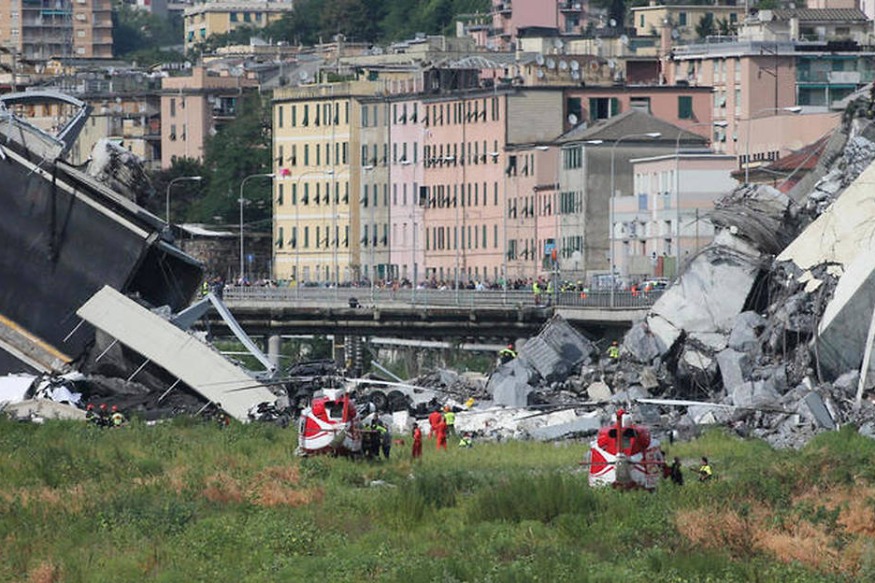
top-left (222, 286), bottom-right (661, 311)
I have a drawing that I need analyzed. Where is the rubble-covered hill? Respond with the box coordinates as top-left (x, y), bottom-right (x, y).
top-left (614, 100), bottom-right (875, 448)
top-left (439, 99), bottom-right (875, 449)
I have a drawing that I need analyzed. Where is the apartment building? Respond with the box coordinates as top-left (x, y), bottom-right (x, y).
top-left (631, 4), bottom-right (745, 41)
top-left (419, 90), bottom-right (509, 286)
top-left (489, 0), bottom-right (590, 51)
top-left (183, 0), bottom-right (292, 51)
top-left (625, 151), bottom-right (737, 279)
top-left (0, 0), bottom-right (112, 60)
top-left (273, 82), bottom-right (366, 285)
top-left (160, 66), bottom-right (260, 167)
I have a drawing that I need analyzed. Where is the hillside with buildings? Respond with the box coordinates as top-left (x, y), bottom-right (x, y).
top-left (0, 0), bottom-right (867, 286)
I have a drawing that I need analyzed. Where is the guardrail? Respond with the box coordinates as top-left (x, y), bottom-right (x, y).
top-left (222, 286), bottom-right (662, 310)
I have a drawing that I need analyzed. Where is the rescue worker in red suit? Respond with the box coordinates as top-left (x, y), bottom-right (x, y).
top-left (412, 423), bottom-right (423, 459)
top-left (428, 408), bottom-right (443, 440)
top-left (435, 416), bottom-right (448, 450)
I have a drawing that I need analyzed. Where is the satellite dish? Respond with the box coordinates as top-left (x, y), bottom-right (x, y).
top-left (537, 69), bottom-right (545, 79)
top-left (571, 70), bottom-right (581, 81)
top-left (535, 53), bottom-right (545, 66)
top-left (570, 60), bottom-right (580, 71)
top-left (608, 59), bottom-right (616, 69)
top-left (546, 58), bottom-right (556, 70)
top-left (671, 28), bottom-right (680, 40)
top-left (595, 37), bottom-right (603, 47)
top-left (609, 18), bottom-right (617, 27)
top-left (620, 34), bottom-right (629, 46)
top-left (568, 113), bottom-right (579, 126)
top-left (299, 70), bottom-right (309, 81)
top-left (554, 38), bottom-right (564, 49)
top-left (559, 60), bottom-right (569, 71)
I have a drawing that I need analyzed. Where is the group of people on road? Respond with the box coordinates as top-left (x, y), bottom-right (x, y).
top-left (85, 403), bottom-right (126, 428)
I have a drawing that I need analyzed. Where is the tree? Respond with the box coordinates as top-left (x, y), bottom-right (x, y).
top-left (190, 92), bottom-right (273, 226)
top-left (146, 158), bottom-right (208, 223)
top-left (695, 13), bottom-right (716, 39)
top-left (112, 5), bottom-right (182, 59)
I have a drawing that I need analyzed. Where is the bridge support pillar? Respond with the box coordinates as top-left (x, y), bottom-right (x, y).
top-left (267, 335), bottom-right (282, 368)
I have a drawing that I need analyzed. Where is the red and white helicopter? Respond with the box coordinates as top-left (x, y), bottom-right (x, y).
top-left (586, 408), bottom-right (665, 491)
top-left (296, 388), bottom-right (363, 457)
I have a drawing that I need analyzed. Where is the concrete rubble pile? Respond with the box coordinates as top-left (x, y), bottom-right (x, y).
top-left (611, 111), bottom-right (875, 449)
top-left (419, 106), bottom-right (875, 448)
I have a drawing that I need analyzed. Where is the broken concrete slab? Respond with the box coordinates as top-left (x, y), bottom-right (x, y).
top-left (587, 381), bottom-right (612, 402)
top-left (688, 332), bottom-right (728, 352)
top-left (798, 392), bottom-right (836, 430)
top-left (647, 231), bottom-right (761, 339)
top-left (518, 315), bottom-right (594, 382)
top-left (730, 380), bottom-right (782, 410)
top-left (528, 411), bottom-right (602, 441)
top-left (76, 286), bottom-right (277, 422)
top-left (729, 311), bottom-right (767, 353)
top-left (817, 248), bottom-right (875, 378)
top-left (624, 319), bottom-right (672, 363)
top-left (487, 358), bottom-right (535, 408)
top-left (778, 157), bottom-right (875, 270)
top-left (2, 399), bottom-right (86, 422)
top-left (717, 349), bottom-right (752, 390)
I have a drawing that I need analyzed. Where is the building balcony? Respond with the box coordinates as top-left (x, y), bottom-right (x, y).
top-left (495, 1), bottom-right (512, 15)
top-left (559, 1), bottom-right (583, 12)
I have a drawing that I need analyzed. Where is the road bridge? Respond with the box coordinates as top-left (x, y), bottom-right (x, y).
top-left (211, 287), bottom-right (658, 342)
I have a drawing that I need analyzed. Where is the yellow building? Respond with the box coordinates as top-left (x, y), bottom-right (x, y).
top-left (631, 4), bottom-right (744, 40)
top-left (273, 81), bottom-right (393, 285)
top-left (184, 0), bottom-right (292, 50)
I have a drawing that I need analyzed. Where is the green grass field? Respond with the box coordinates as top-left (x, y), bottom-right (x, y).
top-left (1, 416), bottom-right (873, 582)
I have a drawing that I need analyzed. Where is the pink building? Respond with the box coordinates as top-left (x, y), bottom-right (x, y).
top-left (623, 152), bottom-right (738, 280)
top-left (388, 98), bottom-right (426, 285)
top-left (418, 93), bottom-right (507, 286)
top-left (490, 0), bottom-right (588, 51)
top-left (161, 67), bottom-right (259, 167)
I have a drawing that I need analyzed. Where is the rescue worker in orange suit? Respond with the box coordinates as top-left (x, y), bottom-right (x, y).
top-left (411, 423), bottom-right (423, 459)
top-left (435, 415), bottom-right (448, 450)
top-left (428, 408), bottom-right (443, 440)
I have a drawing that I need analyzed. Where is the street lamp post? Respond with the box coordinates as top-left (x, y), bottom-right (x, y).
top-left (239, 173), bottom-right (275, 284)
top-left (744, 106), bottom-right (802, 184)
top-left (165, 175), bottom-right (202, 225)
top-left (674, 121), bottom-right (727, 276)
top-left (609, 132), bottom-right (661, 308)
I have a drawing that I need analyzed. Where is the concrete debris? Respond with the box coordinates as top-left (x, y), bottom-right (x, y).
top-left (817, 249), bottom-right (875, 378)
top-left (586, 381), bottom-right (612, 402)
top-left (488, 359), bottom-right (535, 408)
top-left (518, 314), bottom-right (595, 381)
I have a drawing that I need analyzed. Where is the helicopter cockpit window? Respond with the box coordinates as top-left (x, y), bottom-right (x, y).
top-left (622, 428), bottom-right (636, 449)
top-left (326, 402), bottom-right (345, 419)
